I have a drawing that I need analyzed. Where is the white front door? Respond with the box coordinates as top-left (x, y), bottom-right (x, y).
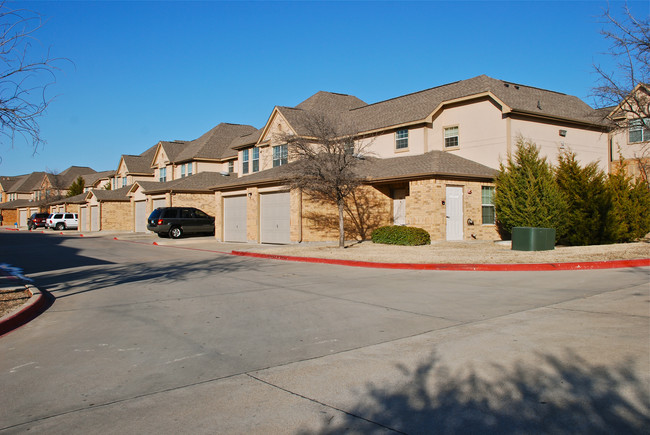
top-left (393, 189), bottom-right (406, 226)
top-left (446, 186), bottom-right (463, 241)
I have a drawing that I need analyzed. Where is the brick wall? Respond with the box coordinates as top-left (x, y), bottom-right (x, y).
top-left (0, 209), bottom-right (17, 226)
top-left (170, 193), bottom-right (216, 217)
top-left (101, 202), bottom-right (133, 231)
top-left (406, 179), bottom-right (498, 241)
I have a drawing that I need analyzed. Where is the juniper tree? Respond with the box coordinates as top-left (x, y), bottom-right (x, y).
top-left (493, 138), bottom-right (567, 240)
top-left (67, 175), bottom-right (84, 197)
top-left (555, 151), bottom-right (610, 245)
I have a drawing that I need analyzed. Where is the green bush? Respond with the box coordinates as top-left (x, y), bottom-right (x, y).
top-left (371, 226), bottom-right (431, 246)
top-left (604, 168), bottom-right (650, 243)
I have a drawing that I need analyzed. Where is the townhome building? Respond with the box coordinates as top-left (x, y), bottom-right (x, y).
top-left (215, 75), bottom-right (610, 244)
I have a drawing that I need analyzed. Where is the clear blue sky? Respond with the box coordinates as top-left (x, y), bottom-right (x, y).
top-left (1, 0), bottom-right (648, 176)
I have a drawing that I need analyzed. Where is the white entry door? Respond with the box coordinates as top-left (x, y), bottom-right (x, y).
top-left (260, 192), bottom-right (291, 244)
top-left (393, 189), bottom-right (406, 226)
top-left (134, 200), bottom-right (146, 233)
top-left (445, 186), bottom-right (463, 241)
top-left (18, 210), bottom-right (27, 227)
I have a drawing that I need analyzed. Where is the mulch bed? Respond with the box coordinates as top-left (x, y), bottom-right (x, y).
top-left (0, 288), bottom-right (31, 318)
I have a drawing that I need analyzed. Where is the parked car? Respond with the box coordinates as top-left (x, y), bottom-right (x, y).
top-left (47, 213), bottom-right (79, 230)
top-left (147, 207), bottom-right (215, 239)
top-left (27, 212), bottom-right (50, 230)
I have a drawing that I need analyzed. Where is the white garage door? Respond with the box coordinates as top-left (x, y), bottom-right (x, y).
top-left (18, 210), bottom-right (27, 227)
top-left (260, 192), bottom-right (290, 244)
top-left (152, 198), bottom-right (166, 210)
top-left (79, 207), bottom-right (88, 232)
top-left (134, 200), bottom-right (147, 233)
top-left (90, 206), bottom-right (100, 232)
top-left (223, 196), bottom-right (247, 242)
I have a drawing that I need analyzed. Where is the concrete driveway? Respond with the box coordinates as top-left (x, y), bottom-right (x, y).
top-left (0, 231), bottom-right (648, 433)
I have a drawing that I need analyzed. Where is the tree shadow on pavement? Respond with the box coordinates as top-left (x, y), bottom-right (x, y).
top-left (303, 350), bottom-right (650, 434)
top-left (33, 256), bottom-right (258, 299)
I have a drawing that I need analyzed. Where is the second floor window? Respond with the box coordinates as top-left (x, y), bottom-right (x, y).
top-left (122, 176), bottom-right (127, 187)
top-left (629, 118), bottom-right (649, 143)
top-left (159, 167), bottom-right (166, 182)
top-left (395, 129), bottom-right (409, 149)
top-left (252, 147), bottom-right (259, 172)
top-left (187, 163), bottom-right (192, 176)
top-left (181, 165), bottom-right (185, 178)
top-left (228, 161), bottom-right (234, 173)
top-left (273, 144), bottom-right (288, 167)
top-left (444, 126), bottom-right (459, 148)
top-left (242, 149), bottom-right (249, 174)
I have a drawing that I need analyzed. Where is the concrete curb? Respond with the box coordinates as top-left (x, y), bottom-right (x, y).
top-left (0, 283), bottom-right (54, 337)
top-left (231, 250), bottom-right (650, 271)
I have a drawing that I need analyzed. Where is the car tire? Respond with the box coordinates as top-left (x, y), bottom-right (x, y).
top-left (169, 226), bottom-right (182, 239)
top-left (28, 224), bottom-right (34, 230)
top-left (56, 223), bottom-right (65, 231)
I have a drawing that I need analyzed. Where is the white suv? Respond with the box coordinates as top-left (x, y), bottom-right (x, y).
top-left (47, 213), bottom-right (79, 230)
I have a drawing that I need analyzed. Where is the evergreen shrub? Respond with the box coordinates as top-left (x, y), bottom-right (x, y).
top-left (371, 226), bottom-right (431, 246)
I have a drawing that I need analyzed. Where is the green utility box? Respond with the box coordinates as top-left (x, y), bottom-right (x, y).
top-left (511, 227), bottom-right (556, 251)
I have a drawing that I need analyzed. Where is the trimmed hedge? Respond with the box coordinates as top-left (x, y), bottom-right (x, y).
top-left (371, 225), bottom-right (431, 246)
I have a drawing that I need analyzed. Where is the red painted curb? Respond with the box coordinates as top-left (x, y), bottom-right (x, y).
top-left (230, 251), bottom-right (650, 271)
top-left (0, 285), bottom-right (55, 337)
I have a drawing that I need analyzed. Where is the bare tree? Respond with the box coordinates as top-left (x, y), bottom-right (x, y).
top-left (593, 4), bottom-right (650, 183)
top-left (0, 2), bottom-right (64, 157)
top-left (279, 113), bottom-right (370, 248)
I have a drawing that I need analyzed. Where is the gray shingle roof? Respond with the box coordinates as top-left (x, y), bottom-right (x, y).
top-left (346, 75), bottom-right (606, 133)
top-left (358, 151), bottom-right (497, 181)
top-left (295, 91), bottom-right (366, 113)
top-left (83, 170), bottom-right (115, 187)
top-left (0, 175), bottom-right (27, 192)
top-left (174, 123), bottom-right (258, 162)
top-left (140, 171), bottom-right (237, 194)
top-left (91, 185), bottom-right (132, 202)
top-left (0, 198), bottom-right (45, 209)
top-left (6, 172), bottom-right (46, 193)
top-left (230, 128), bottom-right (262, 150)
top-left (49, 192), bottom-right (88, 205)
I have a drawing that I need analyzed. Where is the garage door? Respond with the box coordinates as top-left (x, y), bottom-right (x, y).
top-left (79, 207), bottom-right (88, 232)
top-left (223, 196), bottom-right (247, 242)
top-left (18, 210), bottom-right (27, 227)
top-left (134, 200), bottom-right (147, 233)
top-left (260, 192), bottom-right (290, 244)
top-left (90, 206), bottom-right (100, 232)
top-left (152, 198), bottom-right (166, 210)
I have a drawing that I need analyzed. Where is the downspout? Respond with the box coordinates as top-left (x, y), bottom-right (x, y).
top-left (298, 189), bottom-right (303, 243)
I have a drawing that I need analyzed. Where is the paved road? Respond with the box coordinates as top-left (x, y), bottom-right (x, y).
top-left (1, 230), bottom-right (649, 433)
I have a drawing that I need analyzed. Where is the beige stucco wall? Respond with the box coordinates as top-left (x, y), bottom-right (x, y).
top-left (366, 126), bottom-right (428, 158)
top-left (509, 118), bottom-right (608, 172)
top-left (246, 187), bottom-right (260, 242)
top-left (195, 161), bottom-right (228, 175)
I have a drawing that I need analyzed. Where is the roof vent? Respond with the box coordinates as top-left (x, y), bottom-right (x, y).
top-left (537, 100), bottom-right (542, 110)
top-left (504, 83), bottom-right (510, 88)
top-left (219, 171), bottom-right (230, 176)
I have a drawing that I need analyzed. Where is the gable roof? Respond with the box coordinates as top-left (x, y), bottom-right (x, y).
top-left (174, 123), bottom-right (258, 162)
top-left (137, 171), bottom-right (237, 194)
top-left (347, 75), bottom-right (607, 133)
top-left (6, 172), bottom-right (46, 193)
top-left (0, 175), bottom-right (27, 192)
top-left (83, 170), bottom-right (115, 187)
top-left (89, 185), bottom-right (132, 202)
top-left (295, 91), bottom-right (367, 113)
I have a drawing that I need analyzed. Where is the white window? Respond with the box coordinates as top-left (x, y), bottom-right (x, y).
top-left (122, 176), bottom-right (127, 187)
top-left (187, 163), bottom-right (192, 176)
top-left (159, 167), bottom-right (166, 182)
top-left (482, 186), bottom-right (495, 225)
top-left (273, 144), bottom-right (288, 167)
top-left (252, 147), bottom-right (259, 172)
top-left (628, 118), bottom-right (649, 143)
top-left (444, 126), bottom-right (459, 148)
top-left (242, 149), bottom-right (249, 174)
top-left (228, 161), bottom-right (234, 173)
top-left (395, 129), bottom-right (408, 149)
top-left (181, 165), bottom-right (186, 178)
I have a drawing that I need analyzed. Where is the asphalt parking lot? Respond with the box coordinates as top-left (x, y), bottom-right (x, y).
top-left (1, 230), bottom-right (649, 433)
